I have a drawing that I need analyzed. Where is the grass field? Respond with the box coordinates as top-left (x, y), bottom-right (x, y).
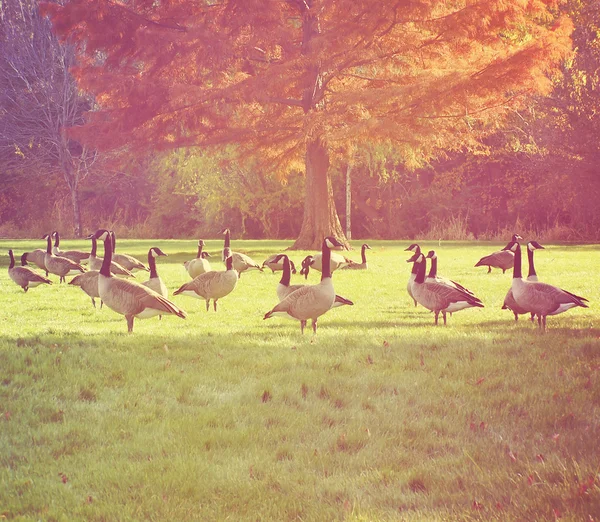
top-left (0, 238), bottom-right (598, 521)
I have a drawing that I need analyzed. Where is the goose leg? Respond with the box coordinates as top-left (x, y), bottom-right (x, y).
top-left (513, 312), bottom-right (518, 322)
top-left (312, 319), bottom-right (317, 334)
top-left (530, 313), bottom-right (535, 322)
top-left (300, 320), bottom-right (307, 334)
top-left (487, 266), bottom-right (491, 274)
top-left (24, 286), bottom-right (29, 293)
top-left (214, 300), bottom-right (218, 312)
top-left (126, 316), bottom-right (134, 333)
top-left (442, 311), bottom-right (447, 325)
top-left (434, 311), bottom-right (439, 325)
top-left (542, 315), bottom-right (547, 331)
top-left (100, 300), bottom-right (104, 309)
top-left (205, 300), bottom-right (210, 311)
top-left (413, 299), bottom-right (417, 307)
top-left (537, 315), bottom-right (542, 329)
top-left (91, 297), bottom-right (96, 308)
top-left (159, 315), bottom-right (162, 320)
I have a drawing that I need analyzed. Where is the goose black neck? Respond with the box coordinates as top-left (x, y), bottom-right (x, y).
top-left (54, 232), bottom-right (60, 248)
top-left (46, 235), bottom-right (52, 254)
top-left (512, 243), bottom-right (522, 279)
top-left (8, 250), bottom-right (15, 269)
top-left (527, 246), bottom-right (536, 278)
top-left (224, 230), bottom-right (230, 249)
top-left (196, 243), bottom-right (203, 259)
top-left (226, 256), bottom-right (233, 271)
top-left (415, 256), bottom-right (427, 284)
top-left (100, 235), bottom-right (113, 277)
top-left (411, 259), bottom-right (419, 275)
top-left (148, 251), bottom-right (158, 278)
top-left (361, 245), bottom-right (367, 264)
top-left (20, 253), bottom-right (28, 266)
top-left (321, 239), bottom-right (332, 281)
top-left (90, 237), bottom-right (97, 257)
top-left (280, 255), bottom-right (291, 287)
top-left (427, 257), bottom-right (437, 279)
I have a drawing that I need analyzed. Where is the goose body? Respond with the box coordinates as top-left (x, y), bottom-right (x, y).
top-left (274, 254), bottom-right (353, 308)
top-left (502, 241), bottom-right (544, 322)
top-left (91, 229), bottom-right (186, 332)
top-left (302, 251), bottom-right (351, 275)
top-left (43, 235), bottom-right (86, 283)
top-left (221, 228), bottom-right (262, 276)
top-left (184, 240), bottom-right (212, 279)
top-left (110, 232), bottom-right (148, 272)
top-left (405, 244), bottom-right (421, 306)
top-left (505, 241), bottom-right (588, 330)
top-left (87, 236), bottom-right (136, 277)
top-left (23, 247), bottom-right (48, 275)
top-left (475, 234), bottom-right (521, 274)
top-left (341, 244), bottom-right (371, 270)
top-left (8, 250), bottom-right (52, 292)
top-left (51, 231), bottom-right (89, 264)
top-left (174, 255), bottom-right (239, 311)
top-left (69, 271), bottom-right (102, 308)
top-left (412, 253), bottom-right (484, 325)
top-left (263, 254), bottom-right (297, 274)
top-left (264, 237), bottom-right (346, 334)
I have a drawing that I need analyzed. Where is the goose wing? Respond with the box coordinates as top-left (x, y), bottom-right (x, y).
top-left (415, 282), bottom-right (482, 311)
top-left (107, 277), bottom-right (186, 317)
top-left (518, 281), bottom-right (589, 314)
top-left (174, 271), bottom-right (221, 297)
top-left (266, 285), bottom-right (333, 320)
top-left (11, 267), bottom-right (52, 286)
top-left (113, 252), bottom-right (148, 271)
top-left (475, 250), bottom-right (513, 268)
top-left (232, 252), bottom-right (262, 271)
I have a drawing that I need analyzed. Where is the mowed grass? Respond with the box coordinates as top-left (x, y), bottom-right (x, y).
top-left (0, 238), bottom-right (598, 521)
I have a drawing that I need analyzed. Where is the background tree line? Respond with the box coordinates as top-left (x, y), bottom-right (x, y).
top-left (1, 1), bottom-right (598, 242)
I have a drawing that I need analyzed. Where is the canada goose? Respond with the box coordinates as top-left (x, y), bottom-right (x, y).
top-left (425, 250), bottom-right (479, 299)
top-left (91, 229), bottom-right (187, 332)
top-left (69, 271), bottom-right (102, 308)
top-left (341, 244), bottom-right (372, 270)
top-left (504, 240), bottom-right (588, 330)
top-left (274, 254), bottom-right (353, 308)
top-left (262, 254), bottom-right (297, 274)
top-left (302, 249), bottom-right (351, 275)
top-left (173, 255), bottom-right (239, 311)
top-left (405, 244), bottom-right (421, 306)
top-left (43, 234), bottom-right (86, 283)
top-left (263, 236), bottom-right (347, 334)
top-left (475, 234), bottom-right (522, 273)
top-left (184, 240), bottom-right (212, 279)
top-left (51, 231), bottom-right (89, 264)
top-left (502, 241), bottom-right (544, 322)
top-left (412, 253), bottom-right (484, 325)
top-left (87, 235), bottom-right (136, 278)
top-left (24, 236), bottom-right (49, 275)
top-left (110, 232), bottom-right (149, 272)
top-left (8, 250), bottom-right (52, 292)
top-left (143, 247), bottom-right (169, 319)
top-left (221, 228), bottom-right (263, 276)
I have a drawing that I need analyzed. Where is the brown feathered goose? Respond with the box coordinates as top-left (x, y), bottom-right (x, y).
top-left (341, 244), bottom-right (372, 270)
top-left (412, 253), bottom-right (484, 325)
top-left (475, 234), bottom-right (522, 273)
top-left (110, 232), bottom-right (149, 272)
top-left (221, 228), bottom-right (263, 276)
top-left (262, 254), bottom-right (297, 274)
top-left (87, 235), bottom-right (136, 278)
top-left (502, 240), bottom-right (544, 322)
top-left (91, 229), bottom-right (186, 332)
top-left (504, 240), bottom-right (588, 330)
top-left (405, 244), bottom-right (421, 306)
top-left (51, 231), bottom-right (89, 264)
top-left (69, 271), bottom-right (102, 308)
top-left (174, 255), bottom-right (239, 311)
top-left (143, 247), bottom-right (169, 319)
top-left (263, 236), bottom-right (347, 334)
top-left (25, 235), bottom-right (50, 275)
top-left (8, 250), bottom-right (52, 292)
top-left (43, 234), bottom-right (86, 283)
top-left (184, 240), bottom-right (212, 279)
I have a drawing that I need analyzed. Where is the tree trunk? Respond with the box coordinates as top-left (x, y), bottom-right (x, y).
top-left (291, 136), bottom-right (347, 250)
top-left (70, 183), bottom-right (82, 238)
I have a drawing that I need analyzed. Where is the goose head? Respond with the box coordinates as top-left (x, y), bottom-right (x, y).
top-left (511, 234), bottom-right (523, 242)
top-left (91, 229), bottom-right (111, 242)
top-left (149, 247), bottom-right (168, 258)
top-left (324, 236), bottom-right (344, 250)
top-left (404, 243), bottom-right (420, 253)
top-left (406, 251), bottom-right (420, 263)
top-left (502, 241), bottom-right (520, 253)
top-left (425, 250), bottom-right (437, 260)
top-left (20, 252), bottom-right (28, 265)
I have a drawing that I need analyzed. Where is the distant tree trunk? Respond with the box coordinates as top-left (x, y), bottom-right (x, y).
top-left (70, 184), bottom-right (82, 238)
top-left (345, 163), bottom-right (352, 240)
top-left (291, 136), bottom-right (347, 250)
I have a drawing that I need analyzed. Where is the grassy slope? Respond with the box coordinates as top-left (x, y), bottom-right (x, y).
top-left (0, 238), bottom-right (598, 521)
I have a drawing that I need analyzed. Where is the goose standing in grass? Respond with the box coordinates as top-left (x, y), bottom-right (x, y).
top-left (425, 250), bottom-right (479, 298)
top-left (262, 254), bottom-right (297, 274)
top-left (263, 236), bottom-right (347, 334)
top-left (43, 234), bottom-right (86, 283)
top-left (405, 243), bottom-right (421, 306)
top-left (110, 232), bottom-right (148, 272)
top-left (341, 243), bottom-right (372, 270)
top-left (90, 229), bottom-right (186, 332)
top-left (412, 252), bottom-right (484, 325)
top-left (184, 240), bottom-right (212, 279)
top-left (8, 250), bottom-right (52, 292)
top-left (502, 241), bottom-right (545, 322)
top-left (274, 254), bottom-right (353, 308)
top-left (475, 234), bottom-right (522, 273)
top-left (504, 240), bottom-right (588, 331)
top-left (24, 236), bottom-right (49, 275)
top-left (87, 235), bottom-right (136, 278)
top-left (173, 255), bottom-right (239, 311)
top-left (69, 271), bottom-right (102, 308)
top-left (221, 228), bottom-right (262, 276)
top-left (143, 247), bottom-right (169, 319)
top-left (51, 231), bottom-right (89, 264)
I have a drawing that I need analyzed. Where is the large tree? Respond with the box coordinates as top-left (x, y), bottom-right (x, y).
top-left (45, 0), bottom-right (571, 248)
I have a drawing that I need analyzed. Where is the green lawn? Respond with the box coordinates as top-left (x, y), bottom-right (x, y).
top-left (0, 238), bottom-right (598, 521)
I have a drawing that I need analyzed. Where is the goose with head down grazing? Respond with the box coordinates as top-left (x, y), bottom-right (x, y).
top-left (87, 235), bottom-right (136, 278)
top-left (69, 271), bottom-right (101, 308)
top-left (221, 228), bottom-right (263, 276)
top-left (43, 234), bottom-right (86, 283)
top-left (174, 255), bottom-right (239, 311)
top-left (264, 236), bottom-right (348, 334)
top-left (8, 250), bottom-right (52, 292)
top-left (184, 240), bottom-right (212, 279)
top-left (90, 229), bottom-right (187, 332)
top-left (504, 240), bottom-right (588, 331)
top-left (110, 232), bottom-right (149, 272)
top-left (502, 240), bottom-right (545, 322)
top-left (475, 234), bottom-right (522, 274)
top-left (51, 231), bottom-right (89, 264)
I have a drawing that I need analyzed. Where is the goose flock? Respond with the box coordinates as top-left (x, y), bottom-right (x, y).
top-left (6, 230), bottom-right (590, 333)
